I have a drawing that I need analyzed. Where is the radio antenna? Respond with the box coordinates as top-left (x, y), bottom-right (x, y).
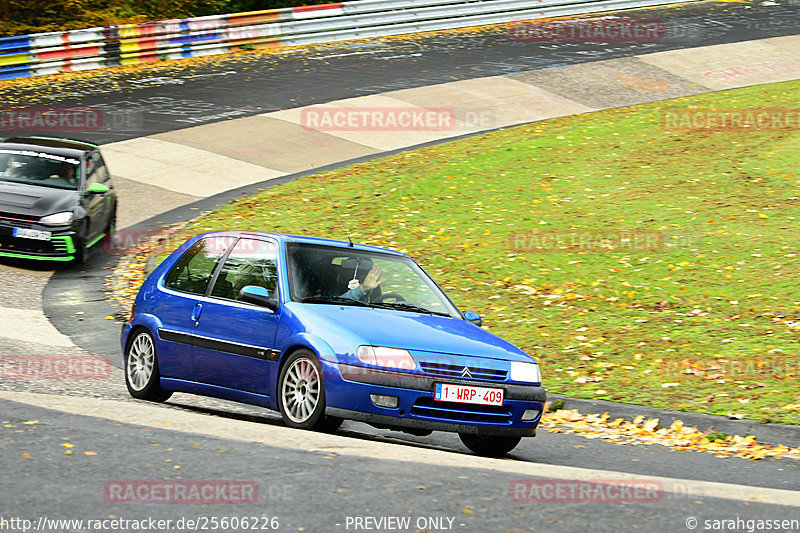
top-left (314, 167), bottom-right (354, 247)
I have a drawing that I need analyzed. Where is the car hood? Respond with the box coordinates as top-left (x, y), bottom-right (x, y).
top-left (0, 182), bottom-right (78, 218)
top-left (288, 303), bottom-right (534, 362)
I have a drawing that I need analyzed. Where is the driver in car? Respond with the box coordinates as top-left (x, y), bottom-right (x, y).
top-left (341, 264), bottom-right (383, 301)
top-left (48, 163), bottom-right (77, 185)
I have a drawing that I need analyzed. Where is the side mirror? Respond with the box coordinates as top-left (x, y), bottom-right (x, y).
top-left (239, 285), bottom-right (278, 311)
top-left (87, 182), bottom-right (110, 194)
top-left (463, 311), bottom-right (482, 327)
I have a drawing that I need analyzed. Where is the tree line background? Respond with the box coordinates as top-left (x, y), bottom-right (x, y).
top-left (0, 0), bottom-right (319, 37)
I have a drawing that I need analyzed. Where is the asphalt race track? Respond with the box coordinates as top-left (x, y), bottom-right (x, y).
top-left (2, 0), bottom-right (799, 145)
top-left (2, 1), bottom-right (800, 531)
top-left (2, 394), bottom-right (800, 532)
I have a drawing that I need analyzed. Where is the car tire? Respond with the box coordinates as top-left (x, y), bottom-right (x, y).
top-left (73, 220), bottom-right (89, 264)
top-left (124, 329), bottom-right (172, 402)
top-left (102, 208), bottom-right (116, 250)
top-left (277, 349), bottom-right (334, 430)
top-left (458, 433), bottom-right (522, 457)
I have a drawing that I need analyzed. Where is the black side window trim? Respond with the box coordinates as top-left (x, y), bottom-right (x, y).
top-left (203, 238), bottom-right (237, 298)
top-left (205, 236), bottom-right (281, 303)
top-left (163, 237), bottom-right (237, 296)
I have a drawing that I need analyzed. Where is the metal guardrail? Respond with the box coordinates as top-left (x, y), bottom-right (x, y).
top-left (0, 0), bottom-right (690, 80)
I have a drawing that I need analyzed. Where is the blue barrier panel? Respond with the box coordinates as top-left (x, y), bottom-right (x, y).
top-left (0, 35), bottom-right (31, 53)
top-left (0, 65), bottom-right (31, 80)
top-left (168, 32), bottom-right (222, 46)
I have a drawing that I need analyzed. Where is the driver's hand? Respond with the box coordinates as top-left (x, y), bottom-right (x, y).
top-left (362, 265), bottom-right (384, 291)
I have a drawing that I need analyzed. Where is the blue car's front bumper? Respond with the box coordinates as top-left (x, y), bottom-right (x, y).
top-left (322, 361), bottom-right (545, 437)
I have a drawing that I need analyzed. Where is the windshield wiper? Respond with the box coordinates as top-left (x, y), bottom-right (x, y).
top-left (369, 301), bottom-right (451, 317)
top-left (299, 296), bottom-right (370, 307)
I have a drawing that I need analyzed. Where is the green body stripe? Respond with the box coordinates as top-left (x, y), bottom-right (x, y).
top-left (86, 233), bottom-right (105, 249)
top-left (0, 251), bottom-right (74, 261)
top-left (51, 236), bottom-right (76, 253)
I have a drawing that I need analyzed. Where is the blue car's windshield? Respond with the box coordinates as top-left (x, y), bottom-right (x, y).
top-left (0, 150), bottom-right (80, 190)
top-left (286, 243), bottom-right (461, 318)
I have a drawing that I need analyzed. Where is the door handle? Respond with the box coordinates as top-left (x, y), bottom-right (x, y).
top-left (191, 303), bottom-right (203, 322)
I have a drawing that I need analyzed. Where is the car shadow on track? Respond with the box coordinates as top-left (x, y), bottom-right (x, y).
top-left (0, 256), bottom-right (60, 273)
top-left (158, 398), bottom-right (498, 458)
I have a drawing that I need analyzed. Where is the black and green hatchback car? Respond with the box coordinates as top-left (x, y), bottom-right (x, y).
top-left (0, 136), bottom-right (117, 263)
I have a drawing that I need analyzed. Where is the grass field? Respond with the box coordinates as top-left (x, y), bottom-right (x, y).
top-left (142, 79), bottom-right (800, 424)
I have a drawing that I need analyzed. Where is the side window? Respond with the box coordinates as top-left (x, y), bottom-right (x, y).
top-left (85, 152), bottom-right (110, 185)
top-left (210, 238), bottom-right (278, 302)
top-left (97, 155), bottom-right (111, 182)
top-left (94, 161), bottom-right (110, 183)
top-left (85, 153), bottom-right (96, 184)
top-left (163, 237), bottom-right (233, 296)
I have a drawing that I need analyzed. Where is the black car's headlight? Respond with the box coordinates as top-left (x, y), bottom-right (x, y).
top-left (357, 346), bottom-right (417, 371)
top-left (39, 211), bottom-right (74, 225)
top-left (510, 361), bottom-right (542, 383)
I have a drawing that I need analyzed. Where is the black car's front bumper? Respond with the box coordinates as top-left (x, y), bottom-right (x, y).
top-left (0, 218), bottom-right (77, 261)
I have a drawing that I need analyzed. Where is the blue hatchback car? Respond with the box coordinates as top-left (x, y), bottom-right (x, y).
top-left (121, 231), bottom-right (546, 456)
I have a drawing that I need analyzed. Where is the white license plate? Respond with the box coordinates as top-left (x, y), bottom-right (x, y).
top-left (434, 383), bottom-right (504, 406)
top-left (13, 228), bottom-right (51, 241)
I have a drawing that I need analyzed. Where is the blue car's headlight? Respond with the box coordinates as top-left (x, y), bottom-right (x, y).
top-left (357, 346), bottom-right (417, 371)
top-left (510, 361), bottom-right (541, 383)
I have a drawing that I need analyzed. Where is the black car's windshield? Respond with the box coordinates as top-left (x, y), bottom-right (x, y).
top-left (0, 149), bottom-right (80, 190)
top-left (287, 243), bottom-right (461, 318)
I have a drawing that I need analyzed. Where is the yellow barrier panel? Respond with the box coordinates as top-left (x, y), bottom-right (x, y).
top-left (0, 53), bottom-right (30, 67)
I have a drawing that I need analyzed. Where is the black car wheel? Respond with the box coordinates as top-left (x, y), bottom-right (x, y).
top-left (102, 208), bottom-right (116, 249)
top-left (73, 220), bottom-right (89, 264)
top-left (278, 349), bottom-right (340, 431)
top-left (458, 433), bottom-right (522, 457)
top-left (125, 329), bottom-right (172, 402)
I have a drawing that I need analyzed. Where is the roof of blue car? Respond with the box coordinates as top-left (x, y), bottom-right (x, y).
top-left (195, 230), bottom-right (408, 256)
